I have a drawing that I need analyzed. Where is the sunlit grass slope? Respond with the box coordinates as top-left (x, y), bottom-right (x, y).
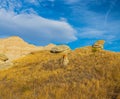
top-left (0, 46), bottom-right (120, 99)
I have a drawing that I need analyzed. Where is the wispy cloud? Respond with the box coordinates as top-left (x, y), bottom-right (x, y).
top-left (68, 0), bottom-right (120, 44)
top-left (104, 0), bottom-right (118, 26)
top-left (77, 28), bottom-right (115, 41)
top-left (77, 15), bottom-right (120, 45)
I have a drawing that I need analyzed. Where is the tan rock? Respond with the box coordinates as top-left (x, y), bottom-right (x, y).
top-left (92, 40), bottom-right (105, 49)
top-left (44, 43), bottom-right (56, 50)
top-left (50, 45), bottom-right (71, 53)
top-left (0, 36), bottom-right (56, 60)
top-left (62, 54), bottom-right (69, 66)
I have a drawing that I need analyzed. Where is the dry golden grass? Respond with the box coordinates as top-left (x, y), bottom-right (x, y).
top-left (0, 46), bottom-right (120, 99)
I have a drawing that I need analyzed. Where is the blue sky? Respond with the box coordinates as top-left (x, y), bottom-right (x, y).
top-left (0, 0), bottom-right (120, 51)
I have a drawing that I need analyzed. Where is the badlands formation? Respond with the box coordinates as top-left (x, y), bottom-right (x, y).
top-left (0, 36), bottom-right (55, 61)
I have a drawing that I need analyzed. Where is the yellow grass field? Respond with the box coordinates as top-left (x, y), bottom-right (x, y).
top-left (0, 46), bottom-right (120, 99)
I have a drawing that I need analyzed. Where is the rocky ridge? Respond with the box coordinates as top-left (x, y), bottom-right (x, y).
top-left (0, 36), bottom-right (56, 60)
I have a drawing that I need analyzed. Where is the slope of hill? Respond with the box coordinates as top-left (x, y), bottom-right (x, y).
top-left (0, 36), bottom-right (55, 60)
top-left (0, 46), bottom-right (120, 99)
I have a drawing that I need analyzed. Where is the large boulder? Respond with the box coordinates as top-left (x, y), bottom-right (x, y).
top-left (92, 40), bottom-right (105, 49)
top-left (50, 45), bottom-right (71, 53)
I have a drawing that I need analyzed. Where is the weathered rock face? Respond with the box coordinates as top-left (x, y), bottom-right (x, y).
top-left (0, 36), bottom-right (55, 60)
top-left (50, 45), bottom-right (71, 53)
top-left (0, 54), bottom-right (8, 63)
top-left (92, 40), bottom-right (105, 49)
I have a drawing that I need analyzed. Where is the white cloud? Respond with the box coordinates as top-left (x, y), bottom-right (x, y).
top-left (0, 9), bottom-right (77, 45)
top-left (78, 28), bottom-right (115, 41)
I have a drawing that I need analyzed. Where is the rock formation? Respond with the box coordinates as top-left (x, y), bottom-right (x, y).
top-left (92, 40), bottom-right (105, 49)
top-left (0, 54), bottom-right (8, 63)
top-left (0, 36), bottom-right (56, 60)
top-left (50, 45), bottom-right (71, 53)
top-left (62, 54), bottom-right (69, 66)
top-left (44, 43), bottom-right (56, 50)
top-left (50, 45), bottom-right (70, 66)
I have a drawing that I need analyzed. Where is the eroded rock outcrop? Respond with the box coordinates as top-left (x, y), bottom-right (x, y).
top-left (50, 45), bottom-right (70, 66)
top-left (50, 45), bottom-right (71, 53)
top-left (92, 40), bottom-right (105, 49)
top-left (62, 54), bottom-right (69, 66)
top-left (0, 36), bottom-right (56, 60)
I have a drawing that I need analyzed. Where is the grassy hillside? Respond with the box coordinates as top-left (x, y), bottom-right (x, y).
top-left (0, 46), bottom-right (120, 99)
